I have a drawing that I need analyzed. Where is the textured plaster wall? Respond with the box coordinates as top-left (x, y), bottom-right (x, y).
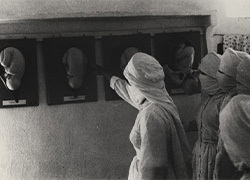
top-left (216, 0), bottom-right (250, 34)
top-left (0, 0), bottom-right (217, 20)
top-left (0, 0), bottom-right (217, 179)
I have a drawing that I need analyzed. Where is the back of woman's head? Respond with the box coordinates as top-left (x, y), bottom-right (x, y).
top-left (220, 95), bottom-right (250, 170)
top-left (199, 52), bottom-right (221, 78)
top-left (124, 52), bottom-right (165, 88)
top-left (219, 48), bottom-right (243, 78)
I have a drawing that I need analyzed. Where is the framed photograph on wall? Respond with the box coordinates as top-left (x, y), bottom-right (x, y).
top-left (102, 34), bottom-right (152, 101)
top-left (43, 36), bottom-right (97, 105)
top-left (154, 31), bottom-right (201, 94)
top-left (0, 39), bottom-right (38, 108)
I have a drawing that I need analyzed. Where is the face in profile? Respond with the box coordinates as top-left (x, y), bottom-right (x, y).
top-left (120, 47), bottom-right (141, 72)
top-left (0, 47), bottom-right (25, 91)
top-left (62, 47), bottom-right (88, 89)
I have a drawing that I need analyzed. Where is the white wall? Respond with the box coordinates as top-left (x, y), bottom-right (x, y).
top-left (216, 0), bottom-right (250, 34)
top-left (207, 0), bottom-right (250, 52)
top-left (0, 0), bottom-right (218, 20)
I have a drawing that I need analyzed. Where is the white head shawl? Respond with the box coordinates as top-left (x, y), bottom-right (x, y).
top-left (217, 48), bottom-right (243, 92)
top-left (123, 52), bottom-right (174, 106)
top-left (198, 52), bottom-right (222, 95)
top-left (220, 95), bottom-right (250, 169)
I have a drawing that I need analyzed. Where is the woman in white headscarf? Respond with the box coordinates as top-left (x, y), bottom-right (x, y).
top-left (216, 48), bottom-right (244, 108)
top-left (192, 52), bottom-right (225, 180)
top-left (220, 95), bottom-right (250, 180)
top-left (214, 48), bottom-right (248, 180)
top-left (95, 52), bottom-right (192, 179)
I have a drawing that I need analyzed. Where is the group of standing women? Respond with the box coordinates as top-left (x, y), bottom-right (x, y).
top-left (94, 46), bottom-right (250, 180)
top-left (193, 48), bottom-right (250, 180)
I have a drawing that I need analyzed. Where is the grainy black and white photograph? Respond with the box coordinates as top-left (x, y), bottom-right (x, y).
top-left (0, 0), bottom-right (250, 180)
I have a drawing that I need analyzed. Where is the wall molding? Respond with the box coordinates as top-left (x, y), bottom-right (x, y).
top-left (0, 13), bottom-right (214, 40)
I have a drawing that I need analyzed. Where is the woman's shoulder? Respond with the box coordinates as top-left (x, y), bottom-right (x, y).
top-left (141, 103), bottom-right (166, 115)
top-left (139, 103), bottom-right (172, 127)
